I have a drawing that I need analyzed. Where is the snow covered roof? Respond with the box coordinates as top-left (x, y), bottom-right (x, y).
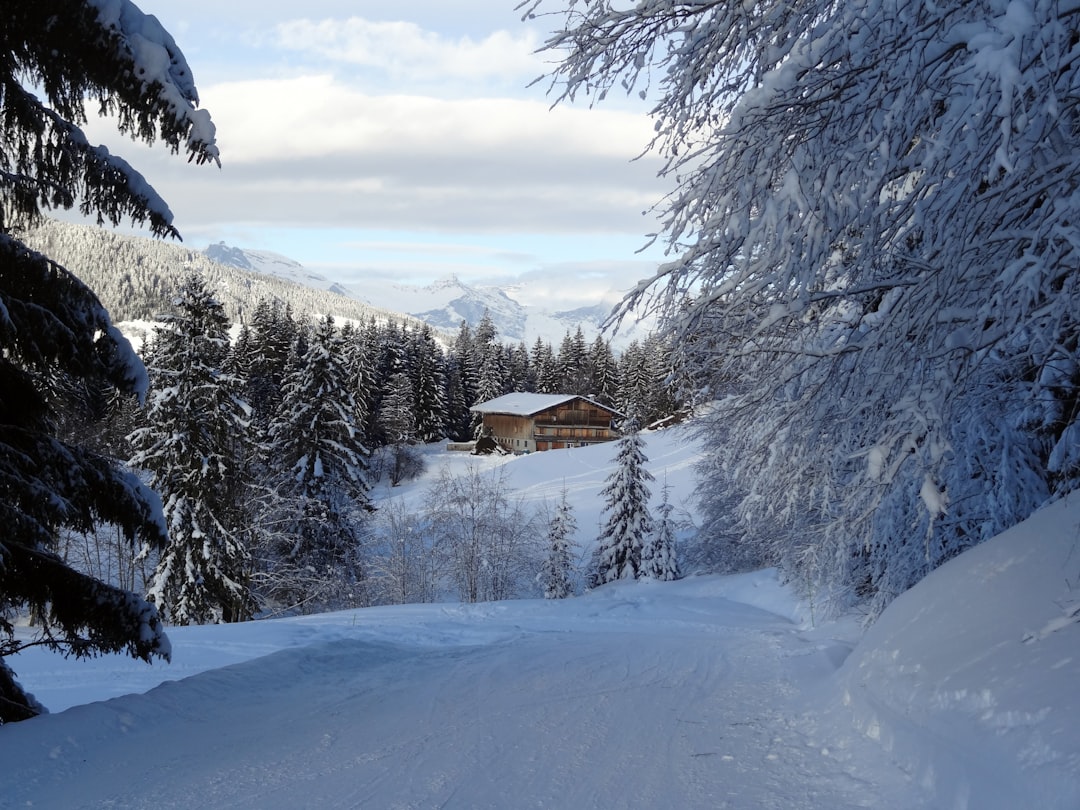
top-left (469, 393), bottom-right (621, 417)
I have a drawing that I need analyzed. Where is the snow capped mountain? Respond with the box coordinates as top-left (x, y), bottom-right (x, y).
top-left (203, 242), bottom-right (354, 297)
top-left (204, 244), bottom-right (654, 348)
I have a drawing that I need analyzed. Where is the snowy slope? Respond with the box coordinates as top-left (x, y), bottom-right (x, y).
top-left (3, 429), bottom-right (1079, 808)
top-left (835, 493), bottom-right (1080, 810)
top-left (203, 243), bottom-right (358, 299)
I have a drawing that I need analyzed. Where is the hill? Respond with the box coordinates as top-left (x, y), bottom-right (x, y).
top-left (18, 219), bottom-right (429, 331)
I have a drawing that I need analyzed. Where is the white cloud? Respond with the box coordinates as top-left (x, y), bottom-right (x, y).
top-left (200, 75), bottom-right (654, 164)
top-left (272, 18), bottom-right (544, 82)
top-left (72, 4), bottom-right (673, 285)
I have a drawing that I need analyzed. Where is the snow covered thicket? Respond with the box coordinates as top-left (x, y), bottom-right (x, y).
top-left (529, 0), bottom-right (1080, 616)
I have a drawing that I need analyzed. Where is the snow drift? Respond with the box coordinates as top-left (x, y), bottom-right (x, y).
top-left (837, 493), bottom-right (1080, 809)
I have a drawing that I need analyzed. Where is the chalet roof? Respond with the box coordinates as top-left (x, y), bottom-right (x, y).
top-left (469, 393), bottom-right (622, 418)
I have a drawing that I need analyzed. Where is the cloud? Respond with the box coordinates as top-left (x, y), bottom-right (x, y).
top-left (200, 75), bottom-right (655, 164)
top-left (73, 4), bottom-right (672, 285)
top-left (107, 73), bottom-right (670, 238)
top-left (272, 18), bottom-right (544, 82)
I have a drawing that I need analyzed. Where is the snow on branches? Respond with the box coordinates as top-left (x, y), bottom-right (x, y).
top-left (530, 0), bottom-right (1080, 616)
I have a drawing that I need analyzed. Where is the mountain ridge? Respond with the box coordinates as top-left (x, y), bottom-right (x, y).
top-left (205, 242), bottom-right (653, 348)
top-left (20, 221), bottom-right (652, 349)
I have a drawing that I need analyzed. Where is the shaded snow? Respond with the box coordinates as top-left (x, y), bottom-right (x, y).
top-left (3, 428), bottom-right (1079, 808)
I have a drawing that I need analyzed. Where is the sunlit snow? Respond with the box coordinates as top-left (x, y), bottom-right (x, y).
top-left (4, 428), bottom-right (1078, 808)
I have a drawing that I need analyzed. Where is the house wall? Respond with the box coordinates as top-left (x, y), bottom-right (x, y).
top-left (482, 413), bottom-right (536, 453)
top-left (481, 398), bottom-right (620, 453)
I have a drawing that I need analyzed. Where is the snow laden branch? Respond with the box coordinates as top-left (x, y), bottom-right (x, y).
top-left (2, 1), bottom-right (219, 236)
top-left (530, 0), bottom-right (1080, 616)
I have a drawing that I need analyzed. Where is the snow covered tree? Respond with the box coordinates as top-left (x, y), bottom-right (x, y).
top-left (540, 490), bottom-right (577, 599)
top-left (643, 481), bottom-right (680, 582)
top-left (425, 466), bottom-right (542, 603)
top-left (265, 316), bottom-right (370, 612)
top-left (592, 420), bottom-right (654, 585)
top-left (130, 276), bottom-right (254, 625)
top-left (557, 327), bottom-right (589, 394)
top-left (410, 323), bottom-right (447, 444)
top-left (0, 0), bottom-right (218, 721)
top-left (241, 299), bottom-right (296, 429)
top-left (342, 319), bottom-right (378, 448)
top-left (473, 313), bottom-right (507, 398)
top-left (452, 321), bottom-right (480, 408)
top-left (531, 337), bottom-right (559, 394)
top-left (586, 335), bottom-right (618, 406)
top-left (530, 0), bottom-right (1080, 614)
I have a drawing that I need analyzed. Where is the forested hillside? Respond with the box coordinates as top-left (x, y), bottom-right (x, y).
top-left (17, 218), bottom-right (422, 329)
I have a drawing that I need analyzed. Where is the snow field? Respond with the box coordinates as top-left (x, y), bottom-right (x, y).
top-left (3, 427), bottom-right (1079, 808)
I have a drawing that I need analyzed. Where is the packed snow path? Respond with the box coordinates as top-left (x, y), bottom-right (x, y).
top-left (2, 578), bottom-right (921, 809)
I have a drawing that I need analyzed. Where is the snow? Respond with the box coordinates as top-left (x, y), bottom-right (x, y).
top-left (469, 391), bottom-right (613, 416)
top-left (4, 427), bottom-right (1079, 808)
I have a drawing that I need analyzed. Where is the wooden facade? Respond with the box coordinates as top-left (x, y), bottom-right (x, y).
top-left (469, 394), bottom-right (623, 453)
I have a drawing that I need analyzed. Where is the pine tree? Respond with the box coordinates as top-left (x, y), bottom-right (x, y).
top-left (541, 490), bottom-right (578, 599)
top-left (587, 336), bottom-right (619, 406)
top-left (410, 323), bottom-right (447, 444)
top-left (531, 338), bottom-right (559, 394)
top-left (265, 316), bottom-right (370, 612)
top-left (507, 341), bottom-right (535, 393)
top-left (643, 481), bottom-right (681, 582)
top-left (0, 0), bottom-right (218, 722)
top-left (243, 299), bottom-right (296, 429)
top-left (453, 321), bottom-right (480, 408)
top-left (129, 275), bottom-right (254, 625)
top-left (352, 317), bottom-right (383, 446)
top-left (557, 328), bottom-right (589, 394)
top-left (617, 341), bottom-right (651, 422)
top-left (442, 353), bottom-right (473, 442)
top-left (593, 420), bottom-right (654, 585)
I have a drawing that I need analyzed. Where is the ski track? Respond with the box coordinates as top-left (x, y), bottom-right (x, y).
top-left (0, 597), bottom-right (921, 810)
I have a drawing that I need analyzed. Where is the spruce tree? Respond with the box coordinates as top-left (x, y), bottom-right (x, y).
top-left (452, 321), bottom-right (480, 408)
top-left (593, 419), bottom-right (654, 585)
top-left (0, 0), bottom-right (218, 722)
top-left (587, 336), bottom-right (619, 406)
top-left (531, 338), bottom-right (559, 394)
top-left (557, 328), bottom-right (589, 394)
top-left (243, 299), bottom-right (295, 429)
top-left (410, 323), bottom-right (447, 444)
top-left (541, 490), bottom-right (578, 599)
top-left (644, 481), bottom-right (681, 582)
top-left (129, 275), bottom-right (254, 625)
top-left (353, 317), bottom-right (383, 446)
top-left (265, 316), bottom-right (370, 611)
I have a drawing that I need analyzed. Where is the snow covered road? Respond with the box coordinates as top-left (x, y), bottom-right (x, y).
top-left (1, 577), bottom-right (921, 809)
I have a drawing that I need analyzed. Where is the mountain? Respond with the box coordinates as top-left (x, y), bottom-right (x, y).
top-left (19, 221), bottom-right (430, 334)
top-left (21, 222), bottom-right (653, 350)
top-left (349, 274), bottom-right (653, 348)
top-left (203, 242), bottom-right (355, 297)
top-left (205, 244), bottom-right (655, 348)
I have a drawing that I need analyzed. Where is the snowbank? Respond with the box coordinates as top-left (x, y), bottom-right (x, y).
top-left (837, 493), bottom-right (1080, 809)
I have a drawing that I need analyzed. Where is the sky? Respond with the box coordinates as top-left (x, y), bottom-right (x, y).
top-left (83, 1), bottom-right (673, 290)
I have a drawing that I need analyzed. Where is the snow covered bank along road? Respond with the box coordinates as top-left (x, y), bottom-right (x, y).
top-left (1, 576), bottom-right (921, 809)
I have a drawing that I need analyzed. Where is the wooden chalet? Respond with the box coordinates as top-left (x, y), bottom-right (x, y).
top-left (469, 393), bottom-right (624, 453)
